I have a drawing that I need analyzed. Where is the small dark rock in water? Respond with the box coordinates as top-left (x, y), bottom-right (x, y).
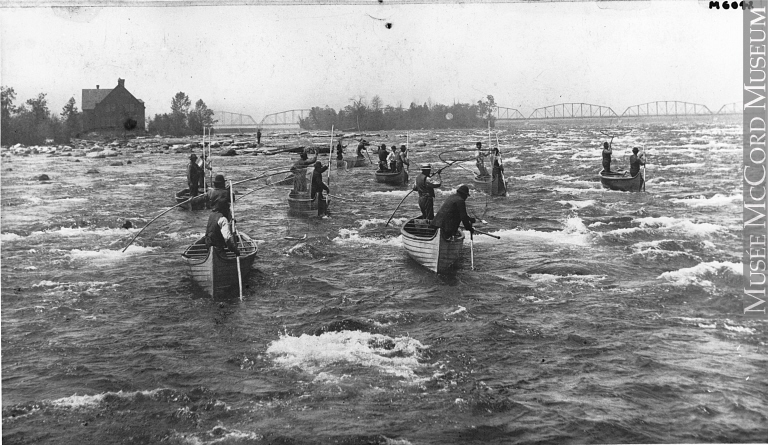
top-left (38, 174), bottom-right (50, 181)
top-left (86, 169), bottom-right (99, 174)
top-left (5, 168), bottom-right (12, 171)
top-left (127, 160), bottom-right (132, 164)
top-left (109, 161), bottom-right (123, 166)
top-left (122, 220), bottom-right (133, 229)
top-left (221, 148), bottom-right (237, 156)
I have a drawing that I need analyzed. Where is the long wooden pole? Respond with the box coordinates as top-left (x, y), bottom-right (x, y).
top-left (327, 125), bottom-right (334, 213)
top-left (470, 232), bottom-right (475, 270)
top-left (385, 189), bottom-right (415, 227)
top-left (122, 197), bottom-right (196, 252)
top-left (230, 180), bottom-right (243, 301)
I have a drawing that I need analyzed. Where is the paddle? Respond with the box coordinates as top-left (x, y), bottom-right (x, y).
top-left (385, 189), bottom-right (415, 227)
top-left (230, 180), bottom-right (243, 301)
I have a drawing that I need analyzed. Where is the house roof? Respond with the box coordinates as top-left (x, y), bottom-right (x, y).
top-left (82, 89), bottom-right (113, 110)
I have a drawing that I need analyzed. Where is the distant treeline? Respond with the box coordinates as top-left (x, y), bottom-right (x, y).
top-left (299, 95), bottom-right (497, 131)
top-left (147, 92), bottom-right (216, 136)
top-left (1, 86), bottom-right (81, 146)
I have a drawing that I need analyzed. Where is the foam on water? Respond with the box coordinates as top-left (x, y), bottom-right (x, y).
top-left (530, 273), bottom-right (606, 284)
top-left (333, 229), bottom-right (402, 247)
top-left (658, 261), bottom-right (742, 286)
top-left (357, 217), bottom-right (407, 230)
top-left (31, 226), bottom-right (137, 238)
top-left (49, 389), bottom-right (163, 409)
top-left (69, 245), bottom-right (159, 265)
top-left (1, 232), bottom-right (23, 241)
top-left (474, 216), bottom-right (592, 246)
top-left (635, 216), bottom-right (726, 235)
top-left (557, 199), bottom-right (595, 209)
top-left (267, 330), bottom-right (427, 380)
top-left (669, 194), bottom-right (742, 207)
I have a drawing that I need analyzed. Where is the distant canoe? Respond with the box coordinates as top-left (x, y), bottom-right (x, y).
top-left (175, 189), bottom-right (208, 211)
top-left (181, 233), bottom-right (258, 298)
top-left (375, 169), bottom-right (409, 185)
top-left (400, 218), bottom-right (465, 273)
top-left (287, 190), bottom-right (317, 217)
top-left (473, 174), bottom-right (492, 194)
top-left (599, 169), bottom-right (644, 192)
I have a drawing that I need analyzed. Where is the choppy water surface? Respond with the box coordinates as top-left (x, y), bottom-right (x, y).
top-left (2, 119), bottom-right (767, 444)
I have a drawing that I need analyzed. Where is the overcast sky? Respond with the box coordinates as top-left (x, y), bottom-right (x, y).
top-left (1, 2), bottom-right (742, 121)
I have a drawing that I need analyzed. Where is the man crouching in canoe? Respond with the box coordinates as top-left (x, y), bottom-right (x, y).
top-left (205, 199), bottom-right (240, 256)
top-left (432, 185), bottom-right (475, 240)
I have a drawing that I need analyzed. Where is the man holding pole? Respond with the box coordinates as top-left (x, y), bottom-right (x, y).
top-left (205, 199), bottom-right (240, 256)
top-left (311, 161), bottom-right (330, 217)
top-left (414, 164), bottom-right (441, 220)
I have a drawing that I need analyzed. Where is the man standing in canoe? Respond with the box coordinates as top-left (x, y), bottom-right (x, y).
top-left (432, 185), bottom-right (475, 240)
top-left (203, 174), bottom-right (233, 209)
top-left (357, 139), bottom-right (369, 164)
top-left (377, 144), bottom-right (389, 171)
top-left (602, 141), bottom-right (614, 174)
top-left (475, 142), bottom-right (490, 177)
top-left (491, 158), bottom-right (507, 196)
top-left (414, 164), bottom-right (441, 220)
top-left (310, 161), bottom-right (330, 217)
top-left (336, 139), bottom-right (347, 171)
top-left (400, 144), bottom-right (410, 171)
top-left (257, 128), bottom-right (262, 145)
top-left (187, 153), bottom-right (204, 196)
top-left (628, 147), bottom-right (646, 177)
top-left (205, 199), bottom-right (240, 256)
top-left (291, 150), bottom-right (317, 193)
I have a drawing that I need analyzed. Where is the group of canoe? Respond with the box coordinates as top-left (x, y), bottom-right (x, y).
top-left (171, 137), bottom-right (649, 297)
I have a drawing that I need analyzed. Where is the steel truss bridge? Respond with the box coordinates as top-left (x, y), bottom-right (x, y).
top-left (211, 109), bottom-right (311, 132)
top-left (493, 106), bottom-right (526, 121)
top-left (621, 101), bottom-right (712, 117)
top-left (528, 103), bottom-right (618, 119)
top-left (716, 102), bottom-right (743, 114)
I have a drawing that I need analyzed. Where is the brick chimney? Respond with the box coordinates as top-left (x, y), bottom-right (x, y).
top-left (117, 78), bottom-right (125, 87)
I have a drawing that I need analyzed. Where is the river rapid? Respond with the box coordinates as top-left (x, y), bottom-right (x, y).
top-left (2, 117), bottom-right (767, 444)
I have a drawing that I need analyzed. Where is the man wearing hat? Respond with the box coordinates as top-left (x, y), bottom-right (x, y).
top-left (187, 153), bottom-right (204, 196)
top-left (205, 174), bottom-right (234, 211)
top-left (356, 139), bottom-right (369, 163)
top-left (413, 164), bottom-right (442, 220)
top-left (205, 198), bottom-right (240, 257)
top-left (475, 142), bottom-right (490, 177)
top-left (432, 185), bottom-right (475, 240)
top-left (310, 161), bottom-right (330, 216)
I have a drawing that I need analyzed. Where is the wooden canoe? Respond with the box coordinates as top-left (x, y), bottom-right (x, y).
top-left (375, 169), bottom-right (409, 185)
top-left (181, 233), bottom-right (258, 298)
top-left (287, 190), bottom-right (317, 217)
top-left (473, 175), bottom-right (492, 194)
top-left (400, 218), bottom-right (465, 273)
top-left (599, 169), bottom-right (644, 192)
top-left (175, 189), bottom-right (208, 211)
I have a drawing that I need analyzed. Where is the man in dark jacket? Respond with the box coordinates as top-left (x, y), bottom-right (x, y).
top-left (377, 144), bottom-right (389, 171)
top-left (432, 185), bottom-right (475, 239)
top-left (205, 174), bottom-right (233, 210)
top-left (413, 164), bottom-right (441, 220)
top-left (311, 161), bottom-right (330, 216)
top-left (187, 153), bottom-right (204, 196)
top-left (291, 150), bottom-right (317, 193)
top-left (602, 141), bottom-right (614, 174)
top-left (628, 147), bottom-right (646, 177)
top-left (205, 199), bottom-right (240, 256)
